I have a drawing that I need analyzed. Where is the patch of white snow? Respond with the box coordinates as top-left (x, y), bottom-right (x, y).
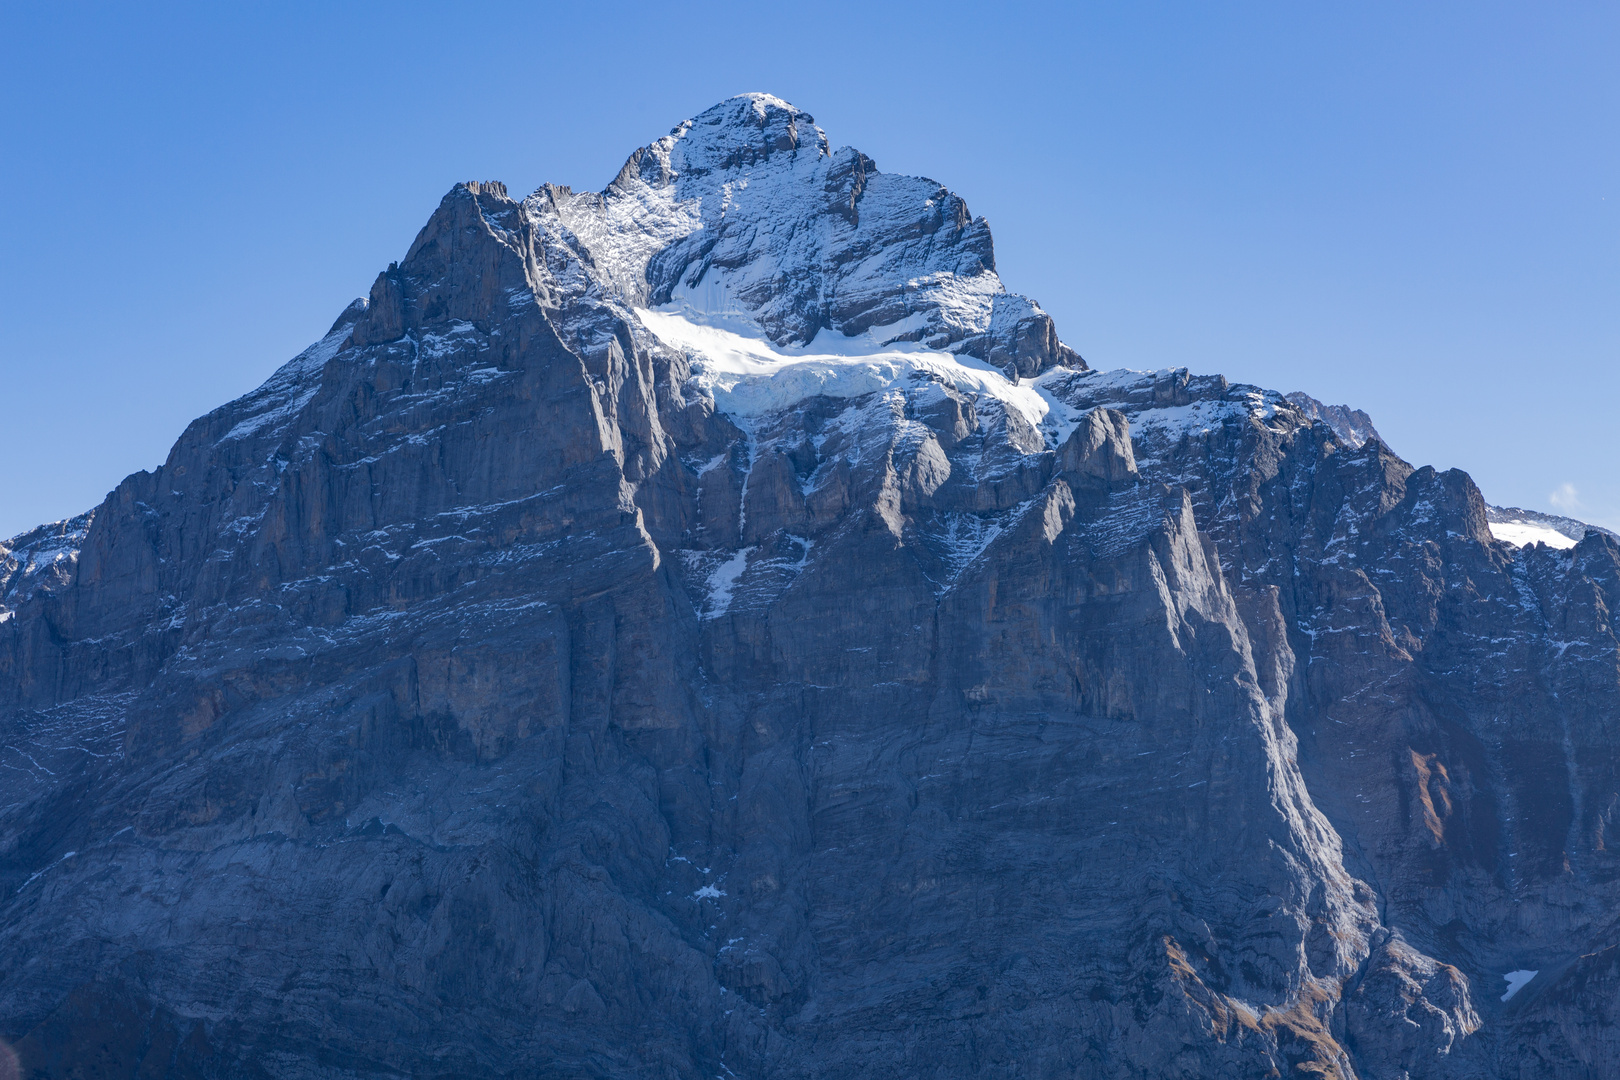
top-left (705, 546), bottom-right (753, 618)
top-left (637, 305), bottom-right (1057, 438)
top-left (1489, 522), bottom-right (1578, 550)
top-left (1501, 969), bottom-right (1538, 1001)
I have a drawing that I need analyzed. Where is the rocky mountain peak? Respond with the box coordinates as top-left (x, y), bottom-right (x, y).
top-left (1285, 390), bottom-right (1382, 449)
top-left (4, 94), bottom-right (1620, 1080)
top-left (660, 92), bottom-right (831, 178)
top-left (528, 93), bottom-right (1084, 375)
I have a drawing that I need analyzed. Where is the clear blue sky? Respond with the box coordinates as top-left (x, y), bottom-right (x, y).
top-left (2, 2), bottom-right (1615, 538)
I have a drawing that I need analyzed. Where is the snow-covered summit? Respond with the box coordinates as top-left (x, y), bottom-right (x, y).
top-left (658, 93), bottom-right (831, 179)
top-left (526, 93), bottom-right (1083, 379)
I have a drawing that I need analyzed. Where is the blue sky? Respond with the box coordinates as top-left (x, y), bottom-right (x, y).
top-left (2, 1), bottom-right (1615, 537)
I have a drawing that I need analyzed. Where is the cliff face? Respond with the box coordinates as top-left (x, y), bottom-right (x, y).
top-left (2, 94), bottom-right (1617, 1079)
top-left (1283, 391), bottom-right (1382, 450)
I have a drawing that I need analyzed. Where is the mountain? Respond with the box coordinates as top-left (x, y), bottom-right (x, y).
top-left (1284, 391), bottom-right (1382, 450)
top-left (3, 93), bottom-right (1619, 1079)
top-left (1279, 394), bottom-right (1617, 554)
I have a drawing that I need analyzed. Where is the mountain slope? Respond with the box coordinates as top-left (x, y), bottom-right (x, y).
top-left (2, 94), bottom-right (1618, 1080)
top-left (1284, 391), bottom-right (1382, 449)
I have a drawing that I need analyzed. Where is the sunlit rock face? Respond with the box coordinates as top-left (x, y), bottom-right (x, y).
top-left (2, 94), bottom-right (1618, 1079)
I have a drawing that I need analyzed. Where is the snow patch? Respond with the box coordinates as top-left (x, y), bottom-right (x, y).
top-left (1501, 969), bottom-right (1538, 1001)
top-left (692, 885), bottom-right (726, 900)
top-left (637, 305), bottom-right (1069, 442)
top-left (1489, 522), bottom-right (1577, 550)
top-left (705, 546), bottom-right (753, 618)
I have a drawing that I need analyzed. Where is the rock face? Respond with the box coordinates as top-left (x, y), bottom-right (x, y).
top-left (2, 94), bottom-right (1618, 1079)
top-left (1284, 391), bottom-right (1382, 450)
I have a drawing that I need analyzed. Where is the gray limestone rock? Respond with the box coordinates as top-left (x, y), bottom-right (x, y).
top-left (1, 95), bottom-right (1617, 1079)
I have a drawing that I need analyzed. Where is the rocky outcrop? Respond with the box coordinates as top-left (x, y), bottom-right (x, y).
top-left (1286, 390), bottom-right (1382, 449)
top-left (1, 95), bottom-right (1617, 1079)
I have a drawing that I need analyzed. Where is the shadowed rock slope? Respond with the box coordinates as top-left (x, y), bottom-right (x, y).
top-left (2, 95), bottom-right (1618, 1079)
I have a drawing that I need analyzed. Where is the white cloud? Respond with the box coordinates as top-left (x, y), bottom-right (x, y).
top-left (1549, 483), bottom-right (1581, 513)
